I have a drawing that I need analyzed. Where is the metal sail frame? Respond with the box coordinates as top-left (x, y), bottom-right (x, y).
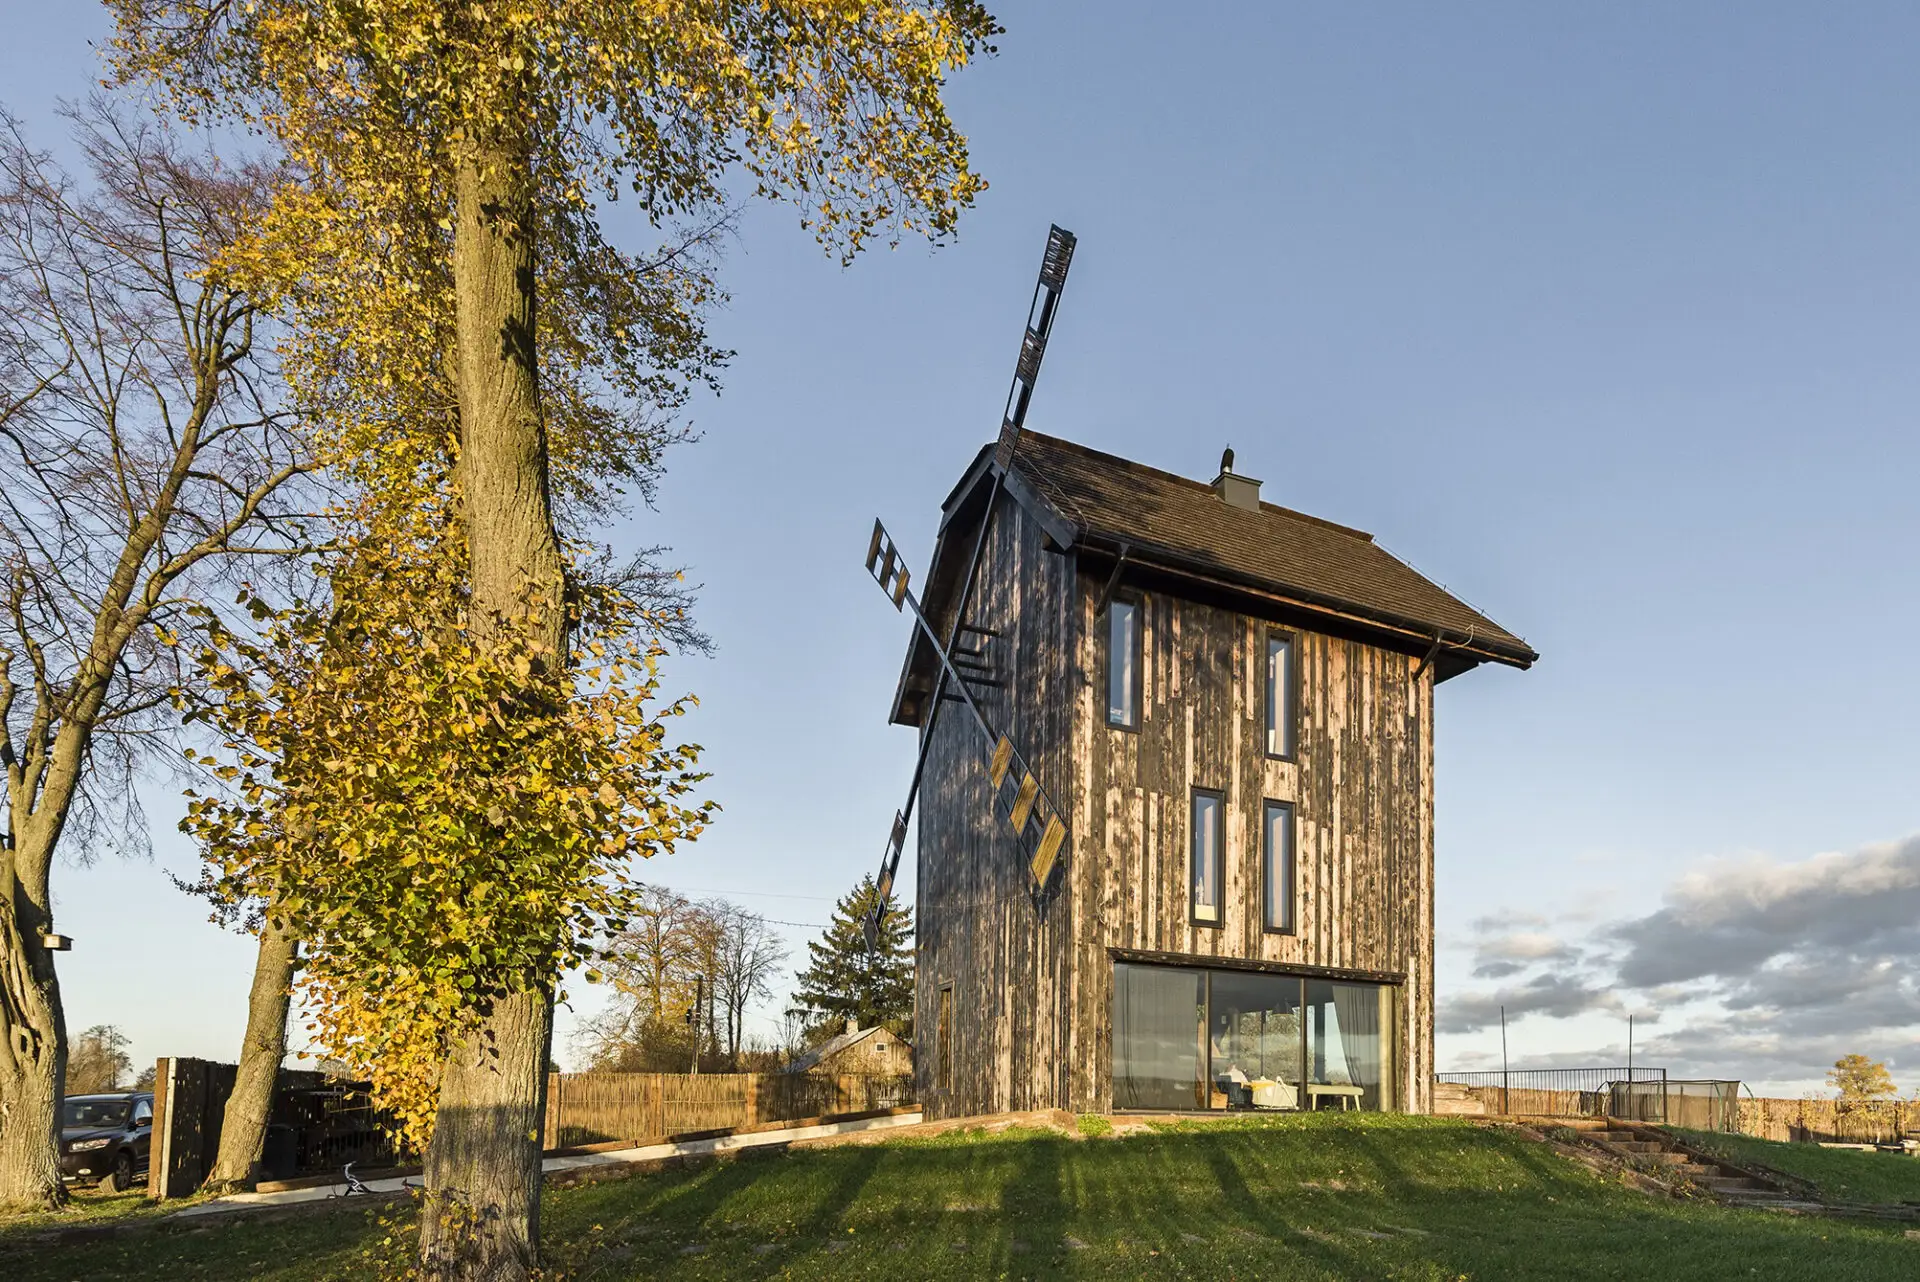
top-left (862, 226), bottom-right (1077, 951)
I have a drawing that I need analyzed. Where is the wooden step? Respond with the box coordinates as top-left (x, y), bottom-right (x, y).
top-left (1602, 1139), bottom-right (1663, 1154)
top-left (1702, 1176), bottom-right (1767, 1193)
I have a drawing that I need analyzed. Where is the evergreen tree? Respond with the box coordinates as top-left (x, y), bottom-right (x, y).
top-left (789, 875), bottom-right (913, 1043)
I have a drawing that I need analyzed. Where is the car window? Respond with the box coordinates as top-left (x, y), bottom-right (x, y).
top-left (63, 1099), bottom-right (132, 1128)
top-left (133, 1098), bottom-right (152, 1124)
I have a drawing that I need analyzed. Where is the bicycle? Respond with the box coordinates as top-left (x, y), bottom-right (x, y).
top-left (327, 1160), bottom-right (420, 1198)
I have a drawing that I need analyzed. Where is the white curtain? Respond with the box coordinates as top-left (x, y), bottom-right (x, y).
top-left (1330, 983), bottom-right (1382, 1107)
top-left (1114, 964), bottom-right (1202, 1110)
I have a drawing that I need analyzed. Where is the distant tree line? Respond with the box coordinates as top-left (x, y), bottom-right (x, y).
top-left (573, 874), bottom-right (915, 1072)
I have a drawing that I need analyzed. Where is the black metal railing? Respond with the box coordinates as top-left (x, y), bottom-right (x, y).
top-left (1436, 1066), bottom-right (1668, 1119)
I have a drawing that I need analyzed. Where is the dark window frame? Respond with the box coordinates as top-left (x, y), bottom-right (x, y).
top-left (1188, 786), bottom-right (1226, 929)
top-left (1263, 627), bottom-right (1299, 761)
top-left (1104, 594), bottom-right (1144, 732)
top-left (1261, 799), bottom-right (1297, 935)
top-left (936, 983), bottom-right (954, 1092)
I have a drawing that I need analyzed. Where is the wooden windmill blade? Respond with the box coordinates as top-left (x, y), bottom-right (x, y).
top-left (995, 224), bottom-right (1076, 470)
top-left (862, 226), bottom-right (1078, 950)
top-left (864, 518), bottom-right (1071, 898)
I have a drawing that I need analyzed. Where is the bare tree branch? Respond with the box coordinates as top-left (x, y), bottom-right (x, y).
top-left (0, 99), bottom-right (311, 1206)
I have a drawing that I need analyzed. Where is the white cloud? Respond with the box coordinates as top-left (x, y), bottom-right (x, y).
top-left (1438, 834), bottom-right (1920, 1093)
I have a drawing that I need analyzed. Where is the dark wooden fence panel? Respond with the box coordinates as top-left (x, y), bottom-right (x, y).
top-left (148, 1058), bottom-right (404, 1198)
top-left (151, 1057), bottom-right (236, 1198)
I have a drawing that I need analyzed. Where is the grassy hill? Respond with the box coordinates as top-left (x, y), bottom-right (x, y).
top-left (1670, 1127), bottom-right (1920, 1207)
top-left (6, 1113), bottom-right (1917, 1280)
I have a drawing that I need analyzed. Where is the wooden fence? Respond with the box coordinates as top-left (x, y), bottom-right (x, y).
top-left (541, 1072), bottom-right (916, 1150)
top-left (1451, 1082), bottom-right (1920, 1144)
top-left (150, 1057), bottom-right (237, 1198)
top-left (1736, 1097), bottom-right (1920, 1145)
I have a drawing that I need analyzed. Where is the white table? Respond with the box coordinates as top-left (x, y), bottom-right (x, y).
top-left (1306, 1083), bottom-right (1366, 1111)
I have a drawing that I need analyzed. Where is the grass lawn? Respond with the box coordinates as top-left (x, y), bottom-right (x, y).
top-left (4, 1114), bottom-right (1916, 1280)
top-left (1671, 1127), bottom-right (1920, 1206)
top-left (0, 1182), bottom-right (169, 1232)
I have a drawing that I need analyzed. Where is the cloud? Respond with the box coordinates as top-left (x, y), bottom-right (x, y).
top-left (1437, 834), bottom-right (1920, 1091)
top-left (1609, 836), bottom-right (1920, 988)
top-left (1471, 929), bottom-right (1578, 978)
top-left (1438, 972), bottom-right (1620, 1035)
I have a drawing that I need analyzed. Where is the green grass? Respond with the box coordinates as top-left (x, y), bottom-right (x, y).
top-left (0, 1182), bottom-right (176, 1232)
top-left (4, 1115), bottom-right (1916, 1280)
top-left (1671, 1127), bottom-right (1920, 1206)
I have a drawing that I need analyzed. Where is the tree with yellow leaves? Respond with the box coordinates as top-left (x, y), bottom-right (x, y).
top-left (110, 3), bottom-right (997, 1274)
top-left (1828, 1053), bottom-right (1897, 1105)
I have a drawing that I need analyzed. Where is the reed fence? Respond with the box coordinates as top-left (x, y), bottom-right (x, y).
top-left (541, 1072), bottom-right (915, 1150)
top-left (1735, 1097), bottom-right (1920, 1145)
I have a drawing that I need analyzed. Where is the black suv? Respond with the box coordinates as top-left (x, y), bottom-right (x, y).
top-left (60, 1092), bottom-right (153, 1192)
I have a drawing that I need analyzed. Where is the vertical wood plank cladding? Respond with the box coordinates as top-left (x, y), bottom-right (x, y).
top-left (915, 519), bottom-right (1439, 1117)
top-left (913, 495), bottom-right (1077, 1120)
top-left (1073, 573), bottom-right (1435, 1113)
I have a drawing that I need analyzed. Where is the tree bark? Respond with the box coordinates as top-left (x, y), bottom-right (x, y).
top-left (203, 914), bottom-right (297, 1193)
top-left (418, 121), bottom-right (566, 1281)
top-left (0, 846), bottom-right (66, 1209)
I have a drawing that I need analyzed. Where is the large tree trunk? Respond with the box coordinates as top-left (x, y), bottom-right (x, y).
top-left (0, 842), bottom-right (66, 1209)
top-left (203, 914), bottom-right (297, 1193)
top-left (418, 120), bottom-right (566, 1281)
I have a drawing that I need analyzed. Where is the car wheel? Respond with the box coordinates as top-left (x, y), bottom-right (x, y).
top-left (106, 1151), bottom-right (134, 1193)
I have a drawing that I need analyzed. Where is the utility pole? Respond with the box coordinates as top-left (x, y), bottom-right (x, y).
top-left (1500, 1005), bottom-right (1509, 1116)
top-left (688, 974), bottom-right (704, 1076)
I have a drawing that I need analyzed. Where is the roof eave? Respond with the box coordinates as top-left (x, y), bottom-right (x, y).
top-left (1073, 535), bottom-right (1538, 674)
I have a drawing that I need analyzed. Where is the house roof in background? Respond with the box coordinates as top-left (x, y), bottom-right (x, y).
top-left (784, 1024), bottom-right (906, 1075)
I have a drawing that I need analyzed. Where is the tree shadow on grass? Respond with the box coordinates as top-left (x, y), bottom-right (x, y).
top-left (1195, 1134), bottom-right (1388, 1280)
top-left (986, 1129), bottom-right (1064, 1276)
top-left (563, 1142), bottom-right (888, 1280)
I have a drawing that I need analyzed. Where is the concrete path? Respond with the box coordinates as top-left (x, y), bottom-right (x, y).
top-left (172, 1109), bottom-right (925, 1218)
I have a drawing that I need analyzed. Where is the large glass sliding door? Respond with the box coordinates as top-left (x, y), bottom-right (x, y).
top-left (1304, 980), bottom-right (1390, 1112)
top-left (1113, 962), bottom-right (1395, 1112)
top-left (1207, 970), bottom-right (1303, 1110)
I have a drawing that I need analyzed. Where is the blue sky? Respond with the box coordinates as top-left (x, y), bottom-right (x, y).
top-left (8, 3), bottom-right (1919, 1092)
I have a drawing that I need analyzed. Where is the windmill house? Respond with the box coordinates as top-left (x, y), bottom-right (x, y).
top-left (860, 231), bottom-right (1534, 1118)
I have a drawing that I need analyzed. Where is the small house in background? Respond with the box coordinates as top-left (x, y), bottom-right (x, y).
top-left (785, 1019), bottom-right (913, 1076)
top-left (890, 431), bottom-right (1535, 1119)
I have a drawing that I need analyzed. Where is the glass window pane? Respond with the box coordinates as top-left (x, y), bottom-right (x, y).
top-left (1108, 601), bottom-right (1138, 726)
top-left (1190, 792), bottom-right (1221, 922)
top-left (1112, 963), bottom-right (1204, 1110)
top-left (1207, 971), bottom-right (1303, 1111)
top-left (1263, 802), bottom-right (1294, 933)
top-left (1304, 980), bottom-right (1388, 1111)
top-left (1266, 633), bottom-right (1293, 756)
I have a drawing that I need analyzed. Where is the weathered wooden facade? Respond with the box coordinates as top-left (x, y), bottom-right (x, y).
top-left (894, 433), bottom-right (1534, 1119)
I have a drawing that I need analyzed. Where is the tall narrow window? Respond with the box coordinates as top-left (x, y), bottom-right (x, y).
top-left (936, 984), bottom-right (953, 1091)
top-left (1190, 788), bottom-right (1224, 926)
top-left (1262, 800), bottom-right (1296, 934)
top-left (1265, 630), bottom-right (1295, 759)
top-left (1108, 598), bottom-right (1141, 729)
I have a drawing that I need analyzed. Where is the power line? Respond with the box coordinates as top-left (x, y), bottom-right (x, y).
top-left (648, 883), bottom-right (841, 904)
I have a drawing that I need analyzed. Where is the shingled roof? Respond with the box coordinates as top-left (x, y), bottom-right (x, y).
top-left (892, 431), bottom-right (1534, 725)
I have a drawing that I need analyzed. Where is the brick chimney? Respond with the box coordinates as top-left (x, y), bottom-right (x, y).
top-left (1211, 446), bottom-right (1262, 512)
top-left (845, 1016), bottom-right (858, 1036)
